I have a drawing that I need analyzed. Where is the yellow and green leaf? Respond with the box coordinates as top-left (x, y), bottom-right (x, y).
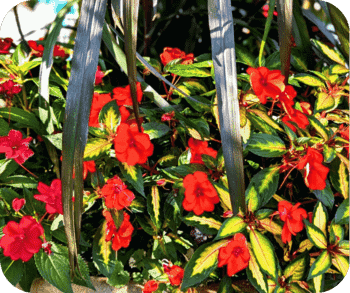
top-left (303, 220), bottom-right (328, 249)
top-left (338, 240), bottom-right (349, 256)
top-left (312, 201), bottom-right (328, 237)
top-left (147, 186), bottom-right (161, 230)
top-left (212, 181), bottom-right (232, 211)
top-left (248, 109), bottom-right (284, 132)
top-left (308, 116), bottom-right (329, 141)
top-left (181, 239), bottom-right (230, 291)
top-left (315, 92), bottom-right (335, 113)
top-left (313, 274), bottom-right (324, 293)
top-left (293, 73), bottom-right (325, 87)
top-left (247, 133), bottom-right (287, 158)
top-left (183, 213), bottom-right (222, 235)
top-left (259, 218), bottom-right (282, 235)
top-left (307, 250), bottom-right (332, 280)
top-left (332, 254), bottom-right (349, 277)
top-left (83, 138), bottom-right (112, 161)
top-left (249, 230), bottom-right (278, 281)
top-left (311, 39), bottom-right (346, 66)
top-left (245, 183), bottom-right (259, 212)
top-left (246, 245), bottom-right (269, 293)
top-left (335, 198), bottom-right (349, 225)
top-left (330, 158), bottom-right (349, 199)
top-left (215, 216), bottom-right (247, 240)
top-left (99, 100), bottom-right (121, 133)
top-left (283, 253), bottom-right (309, 281)
top-left (119, 162), bottom-right (145, 197)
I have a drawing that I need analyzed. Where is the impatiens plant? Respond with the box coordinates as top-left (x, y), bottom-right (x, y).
top-left (0, 0), bottom-right (349, 293)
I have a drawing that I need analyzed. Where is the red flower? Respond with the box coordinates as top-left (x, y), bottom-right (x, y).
top-left (83, 160), bottom-right (96, 180)
top-left (278, 201), bottom-right (307, 243)
top-left (0, 79), bottom-right (22, 98)
top-left (247, 67), bottom-right (285, 104)
top-left (143, 280), bottom-right (159, 293)
top-left (163, 264), bottom-right (184, 286)
top-left (218, 233), bottom-right (250, 276)
top-left (88, 92), bottom-right (113, 127)
top-left (100, 175), bottom-right (135, 210)
top-left (0, 38), bottom-right (12, 54)
top-left (188, 138), bottom-right (217, 165)
top-left (103, 210), bottom-right (134, 251)
top-left (112, 82), bottom-right (143, 107)
top-left (182, 171), bottom-right (220, 215)
top-left (12, 198), bottom-right (26, 212)
top-left (0, 129), bottom-right (34, 164)
top-left (338, 124), bottom-right (349, 156)
top-left (161, 111), bottom-right (175, 122)
top-left (277, 85), bottom-right (297, 109)
top-left (281, 108), bottom-right (309, 132)
top-left (28, 40), bottom-right (44, 57)
top-left (0, 216), bottom-right (44, 262)
top-left (296, 147), bottom-right (329, 190)
top-left (95, 65), bottom-right (105, 85)
top-left (114, 123), bottom-right (154, 166)
top-left (42, 241), bottom-right (53, 255)
top-left (160, 47), bottom-right (194, 66)
top-left (34, 179), bottom-right (63, 214)
top-left (53, 45), bottom-right (68, 58)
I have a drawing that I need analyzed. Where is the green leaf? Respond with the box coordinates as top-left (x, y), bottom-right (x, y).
top-left (246, 245), bottom-right (268, 293)
top-left (183, 213), bottom-right (222, 236)
top-left (18, 258), bottom-right (40, 292)
top-left (1, 175), bottom-right (37, 189)
top-left (327, 3), bottom-right (349, 61)
top-left (0, 118), bottom-right (10, 136)
top-left (0, 258), bottom-right (24, 286)
top-left (329, 220), bottom-right (344, 244)
top-left (329, 158), bottom-right (349, 199)
top-left (332, 254), bottom-right (349, 277)
top-left (235, 44), bottom-right (255, 66)
top-left (165, 64), bottom-right (211, 77)
top-left (12, 43), bottom-right (26, 66)
top-left (147, 186), bottom-right (161, 230)
top-left (246, 166), bottom-right (280, 209)
top-left (334, 198), bottom-right (349, 225)
top-left (307, 250), bottom-right (332, 280)
top-left (19, 58), bottom-right (42, 74)
top-left (34, 243), bottom-right (74, 293)
top-left (217, 275), bottom-right (234, 293)
top-left (291, 48), bottom-right (308, 72)
top-left (30, 78), bottom-right (65, 99)
top-left (0, 107), bottom-right (43, 134)
top-left (311, 39), bottom-right (346, 66)
top-left (83, 138), bottom-right (112, 161)
top-left (247, 111), bottom-right (278, 136)
top-left (283, 253), bottom-right (309, 281)
top-left (313, 274), bottom-right (324, 293)
top-left (92, 222), bottom-right (116, 278)
top-left (181, 239), bottom-right (230, 291)
top-left (303, 220), bottom-right (328, 249)
top-left (293, 73), bottom-right (325, 87)
top-left (323, 144), bottom-right (337, 163)
top-left (308, 116), bottom-right (329, 141)
top-left (313, 180), bottom-right (334, 210)
top-left (44, 133), bottom-right (62, 150)
top-left (247, 134), bottom-right (287, 157)
top-left (0, 160), bottom-right (19, 181)
top-left (143, 122), bottom-right (171, 140)
top-left (118, 162), bottom-right (145, 197)
top-left (337, 240), bottom-right (349, 257)
top-left (249, 230), bottom-right (278, 281)
top-left (184, 95), bottom-right (212, 112)
top-left (312, 202), bottom-right (328, 237)
top-left (99, 100), bottom-right (121, 133)
top-left (136, 215), bottom-right (158, 236)
top-left (315, 92), bottom-right (335, 113)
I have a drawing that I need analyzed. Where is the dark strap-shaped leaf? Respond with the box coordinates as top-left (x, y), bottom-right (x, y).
top-left (276, 0), bottom-right (293, 82)
top-left (123, 0), bottom-right (142, 132)
top-left (62, 0), bottom-right (107, 277)
top-left (208, 0), bottom-right (246, 215)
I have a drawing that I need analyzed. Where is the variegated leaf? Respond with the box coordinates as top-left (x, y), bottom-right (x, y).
top-left (303, 220), bottom-right (328, 249)
top-left (283, 253), bottom-right (308, 281)
top-left (147, 186), bottom-right (161, 230)
top-left (181, 239), bottom-right (231, 290)
top-left (259, 218), bottom-right (282, 235)
top-left (312, 201), bottom-right (328, 237)
top-left (99, 100), bottom-right (121, 133)
top-left (215, 216), bottom-right (247, 240)
top-left (212, 181), bottom-right (232, 211)
top-left (249, 230), bottom-right (278, 281)
top-left (313, 274), bottom-right (323, 293)
top-left (247, 134), bottom-right (287, 158)
top-left (119, 162), bottom-right (145, 197)
top-left (84, 139), bottom-right (112, 161)
top-left (307, 250), bottom-right (332, 280)
top-left (332, 254), bottom-right (349, 277)
top-left (183, 213), bottom-right (222, 235)
top-left (330, 158), bottom-right (349, 200)
top-left (335, 198), bottom-right (349, 225)
top-left (246, 245), bottom-right (269, 293)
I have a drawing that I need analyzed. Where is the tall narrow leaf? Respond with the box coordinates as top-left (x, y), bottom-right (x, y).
top-left (123, 0), bottom-right (142, 132)
top-left (62, 0), bottom-right (108, 277)
top-left (208, 0), bottom-right (245, 214)
top-left (276, 0), bottom-right (293, 82)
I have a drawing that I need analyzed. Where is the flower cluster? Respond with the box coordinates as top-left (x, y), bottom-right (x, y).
top-left (160, 47), bottom-right (194, 66)
top-left (0, 37), bottom-right (12, 54)
top-left (34, 179), bottom-right (63, 215)
top-left (28, 40), bottom-right (68, 59)
top-left (188, 138), bottom-right (217, 165)
top-left (0, 79), bottom-right (22, 98)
